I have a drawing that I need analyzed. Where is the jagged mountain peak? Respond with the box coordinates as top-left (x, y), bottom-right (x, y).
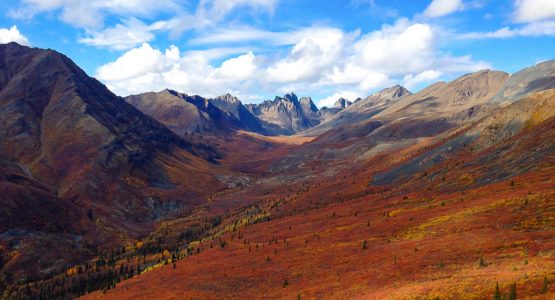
top-left (300, 96), bottom-right (318, 112)
top-left (334, 98), bottom-right (352, 109)
top-left (371, 85), bottom-right (412, 100)
top-left (214, 93), bottom-right (240, 103)
top-left (280, 92), bottom-right (299, 103)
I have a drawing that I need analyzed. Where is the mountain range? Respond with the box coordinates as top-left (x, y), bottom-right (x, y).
top-left (1, 42), bottom-right (554, 299)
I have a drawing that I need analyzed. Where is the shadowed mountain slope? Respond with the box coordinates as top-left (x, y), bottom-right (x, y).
top-left (0, 43), bottom-right (225, 282)
top-left (125, 89), bottom-right (242, 135)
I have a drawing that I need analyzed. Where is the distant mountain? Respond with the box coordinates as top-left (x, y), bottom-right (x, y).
top-left (318, 98), bottom-right (353, 123)
top-left (376, 70), bottom-right (508, 120)
top-left (126, 91), bottom-right (360, 137)
top-left (245, 93), bottom-right (322, 135)
top-left (210, 93), bottom-right (266, 134)
top-left (125, 90), bottom-right (242, 135)
top-left (334, 97), bottom-right (352, 109)
top-left (302, 85), bottom-right (411, 136)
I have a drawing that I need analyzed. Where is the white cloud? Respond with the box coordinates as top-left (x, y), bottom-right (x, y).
top-left (514, 0), bottom-right (555, 23)
top-left (97, 43), bottom-right (170, 81)
top-left (0, 25), bottom-right (30, 45)
top-left (265, 27), bottom-right (351, 83)
top-left (166, 0), bottom-right (278, 36)
top-left (13, 0), bottom-right (279, 50)
top-left (96, 43), bottom-right (261, 97)
top-left (460, 21), bottom-right (555, 39)
top-left (96, 20), bottom-right (488, 106)
top-left (403, 70), bottom-right (442, 90)
top-left (10, 0), bottom-right (180, 29)
top-left (423, 0), bottom-right (465, 18)
top-left (215, 52), bottom-right (258, 80)
top-left (79, 18), bottom-right (168, 50)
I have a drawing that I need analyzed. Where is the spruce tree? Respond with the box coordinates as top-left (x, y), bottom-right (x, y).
top-left (509, 282), bottom-right (516, 300)
top-left (493, 282), bottom-right (501, 300)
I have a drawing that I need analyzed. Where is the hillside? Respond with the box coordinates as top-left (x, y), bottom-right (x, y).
top-left (0, 43), bottom-right (227, 284)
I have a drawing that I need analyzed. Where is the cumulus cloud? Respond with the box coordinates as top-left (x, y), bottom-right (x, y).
top-left (265, 28), bottom-right (351, 83)
top-left (0, 25), bottom-right (30, 45)
top-left (514, 0), bottom-right (555, 23)
top-left (96, 43), bottom-right (260, 98)
top-left (423, 0), bottom-right (465, 18)
top-left (96, 19), bottom-right (488, 107)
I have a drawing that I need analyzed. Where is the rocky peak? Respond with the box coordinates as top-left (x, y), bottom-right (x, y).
top-left (215, 93), bottom-right (240, 104)
top-left (300, 96), bottom-right (319, 113)
top-left (378, 85), bottom-right (412, 100)
top-left (280, 92), bottom-right (299, 103)
top-left (334, 98), bottom-right (352, 109)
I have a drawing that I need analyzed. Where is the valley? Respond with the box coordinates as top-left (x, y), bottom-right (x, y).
top-left (0, 42), bottom-right (554, 299)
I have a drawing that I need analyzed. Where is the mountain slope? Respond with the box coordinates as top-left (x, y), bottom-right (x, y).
top-left (125, 89), bottom-right (242, 135)
top-left (376, 70), bottom-right (509, 119)
top-left (302, 85), bottom-right (411, 136)
top-left (491, 60), bottom-right (555, 104)
top-left (0, 43), bottom-right (225, 282)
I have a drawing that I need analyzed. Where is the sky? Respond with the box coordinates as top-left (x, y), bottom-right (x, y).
top-left (0, 0), bottom-right (554, 107)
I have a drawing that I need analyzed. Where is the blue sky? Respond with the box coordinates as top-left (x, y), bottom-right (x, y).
top-left (0, 0), bottom-right (554, 107)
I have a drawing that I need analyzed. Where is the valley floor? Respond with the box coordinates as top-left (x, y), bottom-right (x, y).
top-left (83, 165), bottom-right (555, 299)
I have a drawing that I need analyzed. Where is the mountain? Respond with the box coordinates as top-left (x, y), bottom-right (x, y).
top-left (125, 89), bottom-right (242, 135)
top-left (127, 91), bottom-right (354, 137)
top-left (209, 93), bottom-right (266, 133)
top-left (0, 43), bottom-right (224, 281)
top-left (334, 97), bottom-right (352, 109)
top-left (245, 93), bottom-right (322, 135)
top-left (490, 59), bottom-right (555, 103)
top-left (301, 85), bottom-right (411, 136)
top-left (318, 98), bottom-right (353, 123)
top-left (376, 70), bottom-right (509, 119)
top-left (274, 71), bottom-right (510, 172)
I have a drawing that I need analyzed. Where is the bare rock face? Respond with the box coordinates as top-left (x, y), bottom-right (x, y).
top-left (245, 93), bottom-right (321, 135)
top-left (334, 98), bottom-right (352, 109)
top-left (210, 93), bottom-right (266, 134)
